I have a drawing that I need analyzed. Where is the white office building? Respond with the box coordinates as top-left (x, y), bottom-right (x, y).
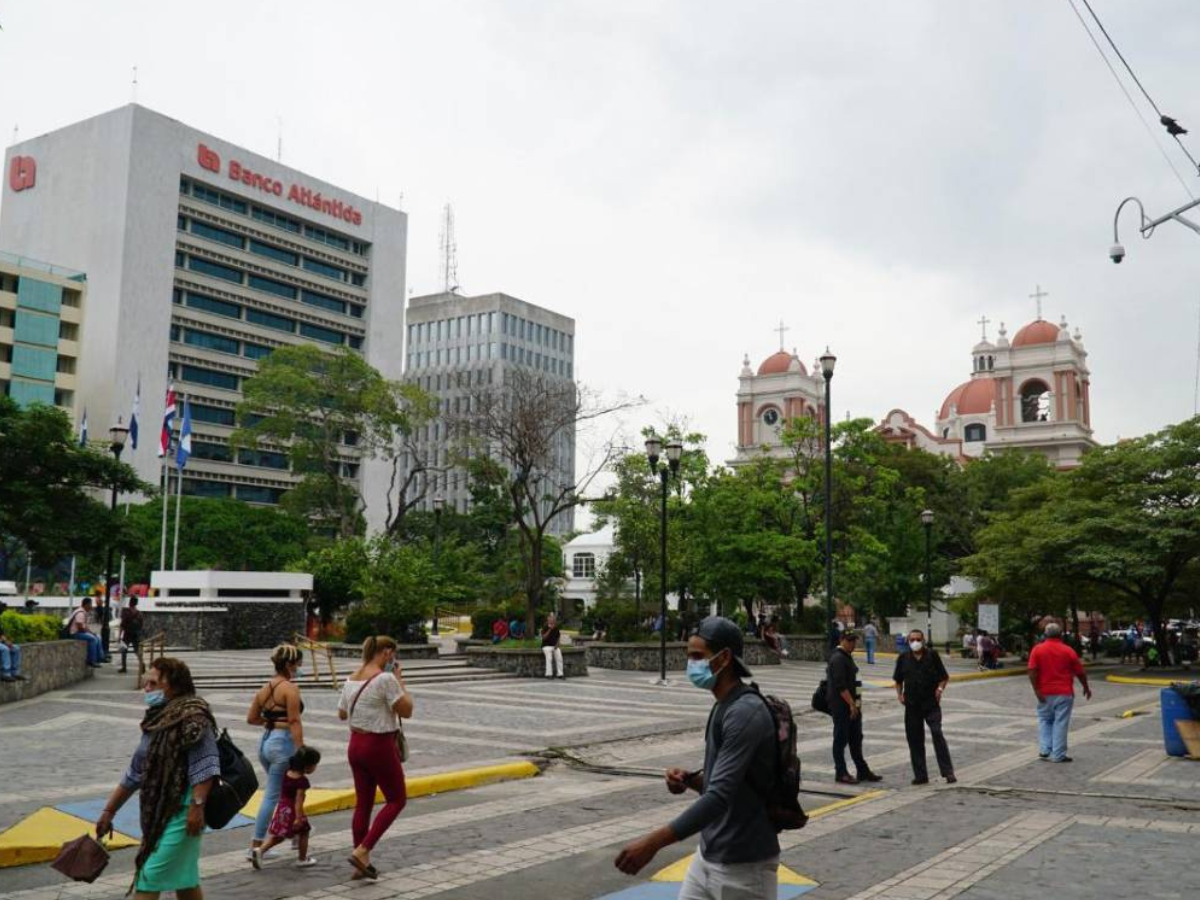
top-left (1, 104), bottom-right (406, 530)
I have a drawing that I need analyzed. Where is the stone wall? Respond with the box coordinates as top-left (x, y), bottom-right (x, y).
top-left (328, 643), bottom-right (439, 660)
top-left (465, 646), bottom-right (588, 677)
top-left (780, 635), bottom-right (831, 663)
top-left (140, 602), bottom-right (305, 651)
top-left (0, 639), bottom-right (92, 704)
top-left (585, 639), bottom-right (782, 672)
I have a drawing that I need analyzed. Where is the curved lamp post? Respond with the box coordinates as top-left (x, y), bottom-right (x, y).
top-left (921, 508), bottom-right (934, 648)
top-left (431, 493), bottom-right (445, 636)
top-left (820, 348), bottom-right (837, 647)
top-left (646, 437), bottom-right (683, 685)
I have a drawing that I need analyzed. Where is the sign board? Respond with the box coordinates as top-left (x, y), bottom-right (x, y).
top-left (978, 602), bottom-right (1000, 634)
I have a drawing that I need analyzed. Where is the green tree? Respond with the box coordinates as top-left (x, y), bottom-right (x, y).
top-left (0, 398), bottom-right (147, 574)
top-left (293, 537), bottom-right (369, 625)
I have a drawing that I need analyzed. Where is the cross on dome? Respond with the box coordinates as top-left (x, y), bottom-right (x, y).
top-left (1029, 284), bottom-right (1049, 320)
top-left (773, 320), bottom-right (790, 351)
top-left (977, 314), bottom-right (991, 341)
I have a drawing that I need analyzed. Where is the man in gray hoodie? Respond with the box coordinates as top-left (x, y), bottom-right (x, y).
top-left (614, 616), bottom-right (779, 900)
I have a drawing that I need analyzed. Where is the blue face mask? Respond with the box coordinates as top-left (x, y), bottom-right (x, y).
top-left (382, 660), bottom-right (394, 673)
top-left (144, 689), bottom-right (166, 708)
top-left (293, 667), bottom-right (305, 680)
top-left (686, 655), bottom-right (721, 690)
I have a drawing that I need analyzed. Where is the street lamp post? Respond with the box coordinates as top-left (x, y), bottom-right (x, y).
top-left (820, 348), bottom-right (837, 647)
top-left (431, 494), bottom-right (445, 636)
top-left (101, 418), bottom-right (130, 659)
top-left (921, 508), bottom-right (934, 648)
top-left (646, 437), bottom-right (683, 685)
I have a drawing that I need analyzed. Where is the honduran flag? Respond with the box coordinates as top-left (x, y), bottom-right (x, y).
top-left (176, 398), bottom-right (192, 470)
top-left (158, 384), bottom-right (176, 458)
top-left (129, 379), bottom-right (140, 451)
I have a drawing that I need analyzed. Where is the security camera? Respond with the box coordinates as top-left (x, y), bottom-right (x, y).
top-left (1109, 243), bottom-right (1126, 264)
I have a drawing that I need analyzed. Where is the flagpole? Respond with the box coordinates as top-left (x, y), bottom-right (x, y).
top-left (68, 555), bottom-right (76, 603)
top-left (172, 452), bottom-right (183, 570)
top-left (172, 394), bottom-right (189, 571)
top-left (159, 447), bottom-right (170, 572)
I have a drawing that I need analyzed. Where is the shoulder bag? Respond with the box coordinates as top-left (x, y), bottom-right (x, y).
top-left (205, 724), bottom-right (260, 829)
top-left (350, 672), bottom-right (409, 763)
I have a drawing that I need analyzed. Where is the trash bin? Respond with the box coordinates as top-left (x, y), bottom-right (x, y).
top-left (895, 634), bottom-right (908, 653)
top-left (1161, 685), bottom-right (1198, 757)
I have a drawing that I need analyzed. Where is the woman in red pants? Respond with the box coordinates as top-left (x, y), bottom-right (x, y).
top-left (337, 635), bottom-right (413, 879)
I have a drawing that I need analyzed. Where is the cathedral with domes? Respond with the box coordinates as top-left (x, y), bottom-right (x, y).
top-left (735, 299), bottom-right (1098, 470)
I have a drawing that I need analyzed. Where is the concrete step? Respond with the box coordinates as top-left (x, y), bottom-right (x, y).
top-left (190, 664), bottom-right (512, 691)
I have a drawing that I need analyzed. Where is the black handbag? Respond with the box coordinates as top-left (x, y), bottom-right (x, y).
top-left (204, 727), bottom-right (259, 830)
top-left (811, 679), bottom-right (832, 716)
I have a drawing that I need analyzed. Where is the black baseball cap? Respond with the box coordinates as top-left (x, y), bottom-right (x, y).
top-left (696, 616), bottom-right (752, 678)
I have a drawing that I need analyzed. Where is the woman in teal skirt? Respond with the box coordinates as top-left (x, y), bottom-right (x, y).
top-left (96, 658), bottom-right (219, 899)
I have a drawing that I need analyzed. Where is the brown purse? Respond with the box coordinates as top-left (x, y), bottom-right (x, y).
top-left (52, 834), bottom-right (110, 883)
top-left (349, 672), bottom-right (409, 764)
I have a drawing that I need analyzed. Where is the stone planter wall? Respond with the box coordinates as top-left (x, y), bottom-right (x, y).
top-left (0, 639), bottom-right (92, 704)
top-left (585, 639), bottom-right (782, 672)
top-left (780, 635), bottom-right (832, 663)
top-left (328, 643), bottom-right (439, 660)
top-left (141, 602), bottom-right (304, 651)
top-left (465, 646), bottom-right (588, 677)
top-left (454, 638), bottom-right (492, 654)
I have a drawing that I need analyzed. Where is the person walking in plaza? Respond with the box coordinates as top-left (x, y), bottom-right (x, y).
top-left (68, 596), bottom-right (105, 668)
top-left (338, 635), bottom-right (412, 880)
top-left (1028, 622), bottom-right (1092, 763)
top-left (0, 621), bottom-right (26, 681)
top-left (614, 616), bottom-right (780, 900)
top-left (95, 658), bottom-right (218, 899)
top-left (542, 612), bottom-right (564, 679)
top-left (120, 595), bottom-right (144, 674)
top-left (863, 620), bottom-right (879, 665)
top-left (827, 629), bottom-right (882, 785)
top-left (250, 745), bottom-right (321, 870)
top-left (245, 644), bottom-right (306, 861)
top-left (1088, 621), bottom-right (1101, 662)
top-left (893, 629), bottom-right (955, 785)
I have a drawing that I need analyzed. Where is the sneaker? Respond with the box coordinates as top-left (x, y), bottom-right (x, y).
top-left (246, 847), bottom-right (280, 863)
top-left (1038, 752), bottom-right (1050, 760)
top-left (249, 849), bottom-right (262, 870)
top-left (296, 857), bottom-right (318, 868)
top-left (1055, 756), bottom-right (1074, 763)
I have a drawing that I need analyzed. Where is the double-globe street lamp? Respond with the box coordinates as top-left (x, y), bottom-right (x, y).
top-left (921, 508), bottom-right (934, 648)
top-left (645, 437), bottom-right (682, 685)
top-left (101, 418), bottom-right (131, 658)
top-left (431, 494), bottom-right (445, 636)
top-left (819, 348), bottom-right (837, 645)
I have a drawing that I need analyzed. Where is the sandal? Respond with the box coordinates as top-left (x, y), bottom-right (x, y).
top-left (347, 855), bottom-right (378, 880)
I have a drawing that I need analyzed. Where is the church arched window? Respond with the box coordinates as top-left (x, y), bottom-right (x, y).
top-left (987, 356), bottom-right (994, 370)
top-left (964, 423), bottom-right (986, 442)
top-left (1020, 379), bottom-right (1051, 423)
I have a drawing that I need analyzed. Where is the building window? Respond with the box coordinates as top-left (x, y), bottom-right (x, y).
top-left (248, 239), bottom-right (299, 266)
top-left (238, 448), bottom-right (289, 470)
top-left (301, 290), bottom-right (346, 315)
top-left (302, 257), bottom-right (348, 282)
top-left (300, 321), bottom-right (344, 345)
top-left (304, 224), bottom-right (351, 252)
top-left (180, 364), bottom-right (239, 391)
top-left (1020, 379), bottom-right (1052, 423)
top-left (248, 274), bottom-right (298, 300)
top-left (183, 328), bottom-right (239, 355)
top-left (191, 220), bottom-right (245, 250)
top-left (237, 484), bottom-right (284, 504)
top-left (190, 182), bottom-right (247, 214)
top-left (191, 440), bottom-right (233, 462)
top-left (350, 273), bottom-right (366, 287)
top-left (182, 478), bottom-right (232, 498)
top-left (252, 205), bottom-right (301, 234)
top-left (348, 303), bottom-right (364, 319)
top-left (964, 423), bottom-right (987, 442)
top-left (190, 404), bottom-right (236, 426)
top-left (348, 335), bottom-right (363, 350)
top-left (246, 308), bottom-right (296, 333)
top-left (188, 257), bottom-right (243, 284)
top-left (572, 552), bottom-right (596, 579)
top-left (243, 342), bottom-right (273, 361)
top-left (186, 292), bottom-right (242, 320)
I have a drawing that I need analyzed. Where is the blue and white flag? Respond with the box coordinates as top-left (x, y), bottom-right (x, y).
top-left (78, 407), bottom-right (88, 447)
top-left (129, 379), bottom-right (140, 451)
top-left (176, 398), bottom-right (192, 469)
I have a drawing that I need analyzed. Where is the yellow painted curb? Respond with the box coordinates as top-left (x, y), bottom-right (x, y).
top-left (0, 807), bottom-right (138, 868)
top-left (1107, 674), bottom-right (1195, 687)
top-left (948, 667), bottom-right (1027, 682)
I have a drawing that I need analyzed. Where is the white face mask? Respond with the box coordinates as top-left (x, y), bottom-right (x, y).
top-left (909, 640), bottom-right (924, 652)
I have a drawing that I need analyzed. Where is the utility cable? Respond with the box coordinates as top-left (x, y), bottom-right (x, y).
top-left (1065, 0), bottom-right (1194, 197)
top-left (1079, 0), bottom-right (1200, 175)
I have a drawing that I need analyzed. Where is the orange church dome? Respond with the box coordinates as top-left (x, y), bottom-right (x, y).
top-left (758, 350), bottom-right (806, 376)
top-left (940, 378), bottom-right (995, 420)
top-left (1011, 319), bottom-right (1060, 348)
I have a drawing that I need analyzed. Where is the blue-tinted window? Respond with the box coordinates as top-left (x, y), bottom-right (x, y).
top-left (237, 484), bottom-right (284, 504)
top-left (300, 322), bottom-right (344, 345)
top-left (248, 275), bottom-right (297, 300)
top-left (301, 290), bottom-right (346, 314)
top-left (246, 308), bottom-right (295, 333)
top-left (178, 215), bottom-right (187, 231)
top-left (303, 225), bottom-right (350, 251)
top-left (190, 404), bottom-right (236, 426)
top-left (302, 257), bottom-right (347, 281)
top-left (188, 257), bottom-right (243, 284)
top-left (170, 325), bottom-right (181, 341)
top-left (183, 478), bottom-right (232, 498)
top-left (348, 335), bottom-right (363, 350)
top-left (180, 178), bottom-right (190, 195)
top-left (239, 448), bottom-right (289, 470)
top-left (350, 273), bottom-right (366, 287)
top-left (191, 220), bottom-right (245, 250)
top-left (175, 251), bottom-right (185, 268)
top-left (186, 292), bottom-right (242, 320)
top-left (180, 364), bottom-right (239, 391)
top-left (252, 206), bottom-right (301, 233)
top-left (348, 304), bottom-right (364, 319)
top-left (192, 183), bottom-right (247, 214)
top-left (191, 440), bottom-right (233, 462)
top-left (243, 342), bottom-right (273, 360)
top-left (249, 240), bottom-right (298, 266)
top-left (183, 329), bottom-right (239, 355)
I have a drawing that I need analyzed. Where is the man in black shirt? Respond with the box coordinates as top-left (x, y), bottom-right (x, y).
top-left (893, 628), bottom-right (956, 785)
top-left (826, 630), bottom-right (882, 785)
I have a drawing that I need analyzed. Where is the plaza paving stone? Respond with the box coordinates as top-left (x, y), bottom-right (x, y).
top-left (0, 650), bottom-right (1195, 899)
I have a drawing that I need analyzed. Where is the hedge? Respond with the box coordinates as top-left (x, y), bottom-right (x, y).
top-left (0, 610), bottom-right (62, 643)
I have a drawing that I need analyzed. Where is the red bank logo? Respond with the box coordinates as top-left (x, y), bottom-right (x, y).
top-left (8, 155), bottom-right (36, 192)
top-left (197, 144), bottom-right (221, 173)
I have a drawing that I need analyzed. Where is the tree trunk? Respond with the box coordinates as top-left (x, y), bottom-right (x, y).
top-left (526, 529), bottom-right (544, 638)
top-left (1145, 597), bottom-right (1168, 666)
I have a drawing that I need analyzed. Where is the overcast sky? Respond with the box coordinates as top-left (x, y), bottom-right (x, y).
top-left (2, 2), bottom-right (1198, 496)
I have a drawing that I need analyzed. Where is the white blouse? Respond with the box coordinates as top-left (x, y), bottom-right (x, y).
top-left (338, 674), bottom-right (403, 733)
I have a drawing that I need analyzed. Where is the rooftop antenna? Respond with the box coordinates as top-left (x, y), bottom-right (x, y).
top-left (131, 66), bottom-right (138, 103)
top-left (1029, 284), bottom-right (1049, 320)
top-left (276, 116), bottom-right (282, 162)
top-left (439, 203), bottom-right (459, 294)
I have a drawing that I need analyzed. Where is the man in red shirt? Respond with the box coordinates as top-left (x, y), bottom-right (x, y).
top-left (1028, 622), bottom-right (1092, 762)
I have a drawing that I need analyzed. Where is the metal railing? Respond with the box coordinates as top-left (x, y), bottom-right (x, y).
top-left (137, 632), bottom-right (167, 680)
top-left (293, 634), bottom-right (339, 689)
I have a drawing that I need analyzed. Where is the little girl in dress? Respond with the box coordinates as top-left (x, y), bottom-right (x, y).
top-left (252, 745), bottom-right (321, 869)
